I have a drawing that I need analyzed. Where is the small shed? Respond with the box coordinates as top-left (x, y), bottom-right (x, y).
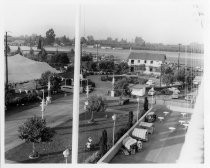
top-left (132, 128), bottom-right (148, 141)
top-left (139, 122), bottom-right (155, 134)
top-left (122, 136), bottom-right (137, 151)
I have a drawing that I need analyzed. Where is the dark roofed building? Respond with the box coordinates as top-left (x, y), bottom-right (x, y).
top-left (127, 52), bottom-right (166, 75)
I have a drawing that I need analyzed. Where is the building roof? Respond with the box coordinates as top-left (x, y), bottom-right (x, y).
top-left (8, 54), bottom-right (60, 83)
top-left (128, 52), bottom-right (166, 62)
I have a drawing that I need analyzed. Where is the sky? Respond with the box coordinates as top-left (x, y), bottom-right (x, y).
top-left (2, 0), bottom-right (205, 45)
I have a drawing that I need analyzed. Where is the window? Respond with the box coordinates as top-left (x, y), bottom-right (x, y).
top-left (144, 60), bottom-right (147, 63)
top-left (150, 60), bottom-right (153, 64)
top-left (131, 60), bottom-right (134, 64)
top-left (138, 60), bottom-right (140, 63)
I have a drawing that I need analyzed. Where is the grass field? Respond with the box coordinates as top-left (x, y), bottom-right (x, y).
top-left (5, 100), bottom-right (140, 163)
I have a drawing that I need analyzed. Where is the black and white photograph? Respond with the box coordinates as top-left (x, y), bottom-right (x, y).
top-left (1, 0), bottom-right (208, 166)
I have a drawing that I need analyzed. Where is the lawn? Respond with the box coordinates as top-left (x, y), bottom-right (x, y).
top-left (5, 101), bottom-right (133, 163)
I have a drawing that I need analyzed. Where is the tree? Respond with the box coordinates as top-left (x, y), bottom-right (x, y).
top-left (175, 67), bottom-right (195, 90)
top-left (18, 116), bottom-right (55, 159)
top-left (99, 129), bottom-right (108, 156)
top-left (39, 71), bottom-right (59, 87)
top-left (81, 37), bottom-right (87, 44)
top-left (45, 28), bottom-right (56, 45)
top-left (99, 61), bottom-right (115, 73)
top-left (114, 78), bottom-right (131, 97)
top-left (162, 74), bottom-right (175, 86)
top-left (15, 46), bottom-right (22, 55)
top-left (87, 35), bottom-right (94, 45)
top-left (38, 48), bottom-right (47, 62)
top-left (29, 47), bottom-right (34, 55)
top-left (127, 111), bottom-right (133, 128)
top-left (37, 36), bottom-right (44, 49)
top-left (115, 62), bottom-right (129, 74)
top-left (161, 65), bottom-right (176, 86)
top-left (90, 62), bottom-right (99, 72)
top-left (86, 95), bottom-right (106, 123)
top-left (143, 97), bottom-right (149, 112)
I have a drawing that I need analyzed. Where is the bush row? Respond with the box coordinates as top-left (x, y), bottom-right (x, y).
top-left (5, 90), bottom-right (48, 108)
top-left (101, 76), bottom-right (148, 85)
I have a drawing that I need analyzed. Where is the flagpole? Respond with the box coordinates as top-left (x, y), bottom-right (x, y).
top-left (71, 4), bottom-right (81, 164)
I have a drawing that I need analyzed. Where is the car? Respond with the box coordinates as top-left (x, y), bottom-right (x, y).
top-left (145, 112), bottom-right (156, 123)
top-left (148, 88), bottom-right (156, 96)
top-left (146, 79), bottom-right (155, 86)
top-left (61, 85), bottom-right (83, 94)
top-left (172, 93), bottom-right (179, 99)
top-left (168, 87), bottom-right (180, 93)
top-left (185, 94), bottom-right (194, 102)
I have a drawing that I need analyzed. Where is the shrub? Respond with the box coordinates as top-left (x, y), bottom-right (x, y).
top-left (84, 151), bottom-right (101, 163)
top-left (99, 130), bottom-right (108, 157)
top-left (144, 97), bottom-right (149, 112)
top-left (114, 127), bottom-right (129, 143)
top-left (127, 111), bottom-right (134, 128)
top-left (161, 88), bottom-right (173, 95)
top-left (101, 76), bottom-right (107, 81)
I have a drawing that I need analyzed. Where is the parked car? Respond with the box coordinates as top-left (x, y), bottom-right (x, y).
top-left (146, 79), bottom-right (155, 86)
top-left (168, 87), bottom-right (180, 93)
top-left (185, 94), bottom-right (194, 102)
top-left (145, 112), bottom-right (156, 123)
top-left (171, 93), bottom-right (179, 99)
top-left (148, 88), bottom-right (156, 96)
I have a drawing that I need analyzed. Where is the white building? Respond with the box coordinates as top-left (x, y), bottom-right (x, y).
top-left (128, 52), bottom-right (166, 75)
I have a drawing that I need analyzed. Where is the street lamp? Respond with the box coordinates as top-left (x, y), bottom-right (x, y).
top-left (150, 87), bottom-right (155, 107)
top-left (63, 148), bottom-right (70, 164)
top-left (40, 89), bottom-right (46, 119)
top-left (136, 97), bottom-right (140, 122)
top-left (112, 114), bottom-right (117, 146)
top-left (46, 76), bottom-right (52, 104)
top-left (111, 72), bottom-right (115, 97)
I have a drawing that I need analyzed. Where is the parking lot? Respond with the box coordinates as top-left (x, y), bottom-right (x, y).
top-left (110, 105), bottom-right (191, 163)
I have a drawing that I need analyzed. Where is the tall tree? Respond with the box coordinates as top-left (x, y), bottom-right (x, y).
top-left (45, 28), bottom-right (56, 45)
top-left (37, 36), bottom-right (44, 49)
top-left (114, 78), bottom-right (131, 97)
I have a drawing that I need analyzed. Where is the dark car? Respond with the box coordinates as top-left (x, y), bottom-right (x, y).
top-left (145, 112), bottom-right (156, 123)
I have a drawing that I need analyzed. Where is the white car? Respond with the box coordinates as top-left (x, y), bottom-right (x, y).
top-left (61, 85), bottom-right (83, 93)
top-left (146, 80), bottom-right (155, 86)
top-left (148, 88), bottom-right (156, 96)
top-left (168, 87), bottom-right (180, 93)
top-left (172, 93), bottom-right (179, 99)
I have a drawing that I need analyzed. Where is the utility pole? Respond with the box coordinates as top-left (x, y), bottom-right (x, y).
top-left (5, 32), bottom-right (8, 90)
top-left (96, 43), bottom-right (98, 62)
top-left (160, 64), bottom-right (162, 87)
top-left (178, 44), bottom-right (181, 74)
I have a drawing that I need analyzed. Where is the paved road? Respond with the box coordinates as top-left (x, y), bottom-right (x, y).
top-left (5, 75), bottom-right (117, 154)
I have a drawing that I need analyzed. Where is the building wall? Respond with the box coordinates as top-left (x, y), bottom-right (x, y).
top-left (128, 59), bottom-right (162, 67)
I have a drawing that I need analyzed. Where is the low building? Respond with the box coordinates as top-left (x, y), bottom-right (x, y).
top-left (127, 52), bottom-right (166, 75)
